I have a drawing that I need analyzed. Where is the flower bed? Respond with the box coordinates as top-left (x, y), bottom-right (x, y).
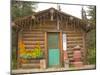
top-left (19, 41), bottom-right (44, 60)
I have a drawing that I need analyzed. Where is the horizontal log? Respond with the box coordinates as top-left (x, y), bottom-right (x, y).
top-left (23, 41), bottom-right (45, 45)
top-left (23, 29), bottom-right (81, 33)
top-left (67, 45), bottom-right (83, 48)
top-left (30, 28), bottom-right (57, 31)
top-left (67, 41), bottom-right (83, 44)
top-left (44, 20), bottom-right (56, 22)
top-left (68, 53), bottom-right (84, 58)
top-left (64, 31), bottom-right (83, 34)
top-left (67, 48), bottom-right (84, 51)
top-left (67, 50), bottom-right (73, 53)
top-left (38, 27), bottom-right (56, 29)
top-left (25, 47), bottom-right (44, 50)
top-left (23, 38), bottom-right (44, 41)
top-left (67, 34), bottom-right (82, 37)
top-left (67, 44), bottom-right (83, 48)
top-left (27, 59), bottom-right (40, 63)
top-left (21, 63), bottom-right (40, 69)
top-left (25, 45), bottom-right (44, 48)
top-left (23, 36), bottom-right (44, 38)
top-left (67, 36), bottom-right (83, 39)
top-left (39, 24), bottom-right (56, 28)
top-left (23, 31), bottom-right (44, 34)
top-left (23, 27), bottom-right (82, 37)
top-left (67, 37), bottom-right (83, 41)
top-left (68, 54), bottom-right (73, 58)
top-left (25, 47), bottom-right (45, 50)
top-left (67, 40), bottom-right (83, 42)
top-left (20, 58), bottom-right (40, 63)
top-left (67, 51), bottom-right (77, 54)
top-left (23, 34), bottom-right (44, 37)
top-left (67, 43), bottom-right (83, 46)
top-left (68, 58), bottom-right (74, 61)
top-left (68, 56), bottom-right (84, 61)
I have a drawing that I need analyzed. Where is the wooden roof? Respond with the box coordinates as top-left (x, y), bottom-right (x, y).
top-left (12, 7), bottom-right (92, 32)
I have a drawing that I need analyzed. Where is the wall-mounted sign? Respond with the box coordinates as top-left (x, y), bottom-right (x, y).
top-left (63, 33), bottom-right (67, 51)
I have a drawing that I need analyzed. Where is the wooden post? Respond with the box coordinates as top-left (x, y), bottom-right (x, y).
top-left (57, 12), bottom-right (60, 30)
top-left (59, 32), bottom-right (63, 67)
top-left (17, 30), bottom-right (22, 68)
top-left (44, 32), bottom-right (47, 68)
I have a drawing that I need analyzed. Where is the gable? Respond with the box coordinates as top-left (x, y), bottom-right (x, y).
top-left (12, 7), bottom-right (88, 32)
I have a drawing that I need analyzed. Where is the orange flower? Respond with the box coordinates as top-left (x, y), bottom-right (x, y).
top-left (19, 40), bottom-right (26, 55)
top-left (19, 40), bottom-right (25, 48)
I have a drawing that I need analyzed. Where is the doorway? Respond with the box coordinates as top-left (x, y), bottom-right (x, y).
top-left (48, 33), bottom-right (60, 67)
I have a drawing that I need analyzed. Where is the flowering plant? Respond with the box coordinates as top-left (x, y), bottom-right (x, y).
top-left (19, 41), bottom-right (43, 59)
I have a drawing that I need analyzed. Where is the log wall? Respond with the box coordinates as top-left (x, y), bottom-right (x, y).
top-left (18, 20), bottom-right (85, 68)
top-left (65, 31), bottom-right (84, 64)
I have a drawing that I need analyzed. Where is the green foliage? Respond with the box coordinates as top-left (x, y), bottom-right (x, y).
top-left (86, 29), bottom-right (96, 64)
top-left (11, 0), bottom-right (37, 21)
top-left (86, 29), bottom-right (96, 49)
top-left (31, 42), bottom-right (43, 59)
top-left (87, 6), bottom-right (96, 25)
top-left (32, 47), bottom-right (43, 59)
top-left (86, 6), bottom-right (96, 64)
top-left (12, 1), bottom-right (37, 68)
top-left (12, 47), bottom-right (17, 69)
top-left (87, 48), bottom-right (96, 64)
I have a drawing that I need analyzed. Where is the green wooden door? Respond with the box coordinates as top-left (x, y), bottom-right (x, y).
top-left (48, 33), bottom-right (60, 67)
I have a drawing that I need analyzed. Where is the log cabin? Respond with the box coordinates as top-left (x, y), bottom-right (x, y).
top-left (12, 7), bottom-right (90, 69)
